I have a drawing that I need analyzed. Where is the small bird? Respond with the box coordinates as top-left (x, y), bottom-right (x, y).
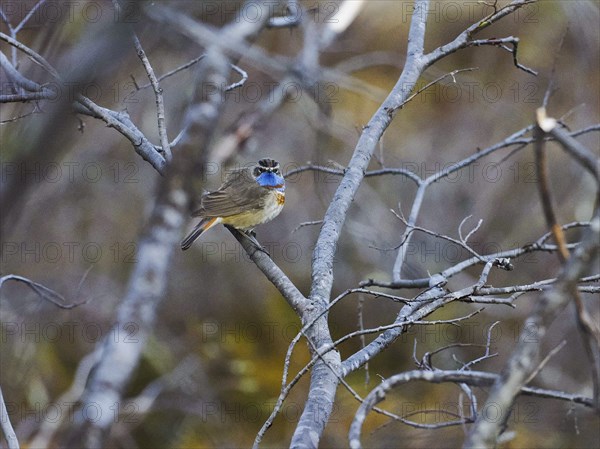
top-left (181, 158), bottom-right (285, 250)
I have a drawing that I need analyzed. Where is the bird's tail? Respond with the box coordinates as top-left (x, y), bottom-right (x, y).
top-left (181, 217), bottom-right (219, 250)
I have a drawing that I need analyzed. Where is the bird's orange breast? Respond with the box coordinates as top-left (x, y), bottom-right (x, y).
top-left (276, 192), bottom-right (285, 206)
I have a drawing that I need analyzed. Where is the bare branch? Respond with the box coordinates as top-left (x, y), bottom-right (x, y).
top-left (366, 221), bottom-right (591, 289)
top-left (74, 96), bottom-right (167, 173)
top-left (392, 182), bottom-right (427, 281)
top-left (134, 54), bottom-right (248, 93)
top-left (266, 0), bottom-right (301, 28)
top-left (357, 295), bottom-right (370, 386)
top-left (349, 368), bottom-right (593, 449)
top-left (13, 0), bottom-right (46, 34)
top-left (467, 37), bottom-right (537, 75)
top-left (525, 340), bottom-right (567, 384)
top-left (458, 321), bottom-right (501, 371)
top-left (286, 120), bottom-right (598, 190)
top-left (310, 0), bottom-right (429, 302)
top-left (226, 63), bottom-right (249, 91)
top-left (29, 349), bottom-right (101, 448)
top-left (334, 308), bottom-right (485, 350)
top-left (0, 31), bottom-right (60, 80)
top-left (458, 215), bottom-right (483, 245)
top-left (0, 51), bottom-right (43, 92)
top-left (291, 1), bottom-right (430, 446)
top-left (423, 0), bottom-right (538, 73)
top-left (535, 110), bottom-right (570, 262)
top-left (229, 228), bottom-right (307, 314)
top-left (253, 288), bottom-right (359, 448)
top-left (63, 6), bottom-right (271, 446)
top-left (0, 108), bottom-right (39, 123)
top-left (398, 67), bottom-right (479, 112)
top-left (0, 386), bottom-right (19, 449)
top-left (292, 220), bottom-right (324, 233)
top-left (391, 208), bottom-right (486, 263)
top-left (0, 91), bottom-right (55, 102)
top-left (534, 106), bottom-right (600, 412)
top-left (346, 233), bottom-right (596, 377)
top-left (0, 274), bottom-right (87, 309)
top-left (284, 163), bottom-right (344, 178)
top-left (464, 214), bottom-right (600, 448)
top-left (536, 108), bottom-right (599, 180)
top-left (134, 55), bottom-right (206, 89)
top-left (130, 26), bottom-right (172, 162)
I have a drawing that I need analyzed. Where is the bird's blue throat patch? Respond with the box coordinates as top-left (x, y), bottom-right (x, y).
top-left (257, 172), bottom-right (285, 191)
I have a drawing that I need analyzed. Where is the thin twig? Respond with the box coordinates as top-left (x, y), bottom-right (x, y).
top-left (390, 208), bottom-right (486, 263)
top-left (357, 295), bottom-right (370, 386)
top-left (113, 0), bottom-right (180, 162)
top-left (459, 321), bottom-right (501, 372)
top-left (397, 67), bottom-right (479, 112)
top-left (459, 215), bottom-right (483, 245)
top-left (135, 55), bottom-right (206, 89)
top-left (134, 55), bottom-right (248, 93)
top-left (524, 340), bottom-right (567, 384)
top-left (464, 214), bottom-right (600, 447)
top-left (468, 37), bottom-right (537, 75)
top-left (0, 275), bottom-right (88, 309)
top-left (14, 0), bottom-right (46, 33)
top-left (127, 16), bottom-right (172, 162)
top-left (364, 221), bottom-right (591, 289)
top-left (292, 220), bottom-right (323, 233)
top-left (349, 367), bottom-right (594, 449)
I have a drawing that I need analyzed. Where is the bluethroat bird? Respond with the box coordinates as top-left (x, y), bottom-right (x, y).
top-left (181, 158), bottom-right (285, 250)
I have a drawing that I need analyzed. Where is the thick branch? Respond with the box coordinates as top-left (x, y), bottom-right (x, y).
top-left (0, 50), bottom-right (43, 92)
top-left (229, 228), bottom-right (307, 314)
top-left (292, 2), bottom-right (430, 447)
top-left (63, 7), bottom-right (268, 447)
top-left (309, 0), bottom-right (427, 319)
top-left (64, 176), bottom-right (190, 448)
top-left (74, 96), bottom-right (167, 173)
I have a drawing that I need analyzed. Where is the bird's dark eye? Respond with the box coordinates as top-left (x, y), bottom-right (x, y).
top-left (253, 167), bottom-right (262, 177)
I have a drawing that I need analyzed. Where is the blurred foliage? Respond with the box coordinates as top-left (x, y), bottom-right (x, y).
top-left (1, 1), bottom-right (599, 448)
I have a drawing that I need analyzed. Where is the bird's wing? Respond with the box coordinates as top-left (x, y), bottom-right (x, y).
top-left (192, 169), bottom-right (267, 217)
